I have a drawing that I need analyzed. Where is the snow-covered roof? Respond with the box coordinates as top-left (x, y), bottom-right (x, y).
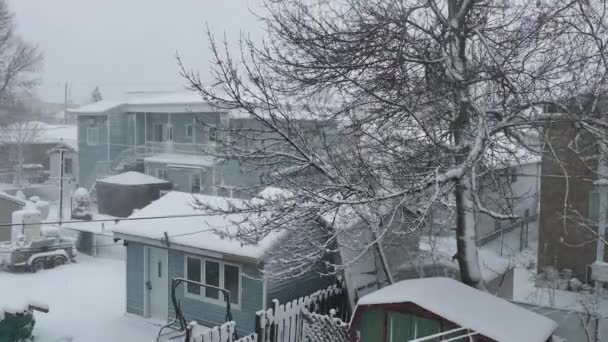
top-left (68, 100), bottom-right (125, 115)
top-left (144, 153), bottom-right (219, 168)
top-left (0, 121), bottom-right (77, 151)
top-left (355, 277), bottom-right (558, 342)
top-left (68, 92), bottom-right (218, 115)
top-left (112, 191), bottom-right (281, 259)
top-left (97, 171), bottom-right (169, 186)
top-left (0, 191), bottom-right (26, 206)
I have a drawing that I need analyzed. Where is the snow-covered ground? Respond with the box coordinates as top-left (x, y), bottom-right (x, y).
top-left (0, 256), bottom-right (159, 342)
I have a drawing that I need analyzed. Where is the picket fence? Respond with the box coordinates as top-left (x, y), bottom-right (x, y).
top-left (189, 321), bottom-right (257, 342)
top-left (255, 283), bottom-right (350, 342)
top-left (189, 282), bottom-right (350, 342)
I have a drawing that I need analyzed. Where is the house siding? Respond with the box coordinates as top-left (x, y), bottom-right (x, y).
top-left (539, 120), bottom-right (598, 280)
top-left (167, 249), bottom-right (263, 335)
top-left (126, 242), bottom-right (145, 316)
top-left (77, 115), bottom-right (109, 188)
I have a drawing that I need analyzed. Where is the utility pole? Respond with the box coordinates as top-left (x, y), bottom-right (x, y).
top-left (64, 82), bottom-right (68, 125)
top-left (59, 149), bottom-right (64, 225)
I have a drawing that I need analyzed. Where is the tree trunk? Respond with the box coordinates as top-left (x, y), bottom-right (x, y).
top-left (448, 0), bottom-right (485, 290)
top-left (455, 179), bottom-right (485, 289)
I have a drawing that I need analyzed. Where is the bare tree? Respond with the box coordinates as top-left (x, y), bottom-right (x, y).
top-left (0, 119), bottom-right (43, 185)
top-left (0, 0), bottom-right (42, 124)
top-left (91, 86), bottom-right (103, 103)
top-left (182, 0), bottom-right (608, 289)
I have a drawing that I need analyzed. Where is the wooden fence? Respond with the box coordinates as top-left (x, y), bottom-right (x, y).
top-left (255, 282), bottom-right (350, 342)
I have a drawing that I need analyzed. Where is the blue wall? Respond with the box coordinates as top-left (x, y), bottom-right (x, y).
top-left (124, 241), bottom-right (264, 335)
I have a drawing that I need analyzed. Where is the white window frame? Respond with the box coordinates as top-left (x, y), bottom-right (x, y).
top-left (190, 173), bottom-right (202, 193)
top-left (87, 127), bottom-right (99, 146)
top-left (183, 255), bottom-right (242, 309)
top-left (185, 124), bottom-right (193, 139)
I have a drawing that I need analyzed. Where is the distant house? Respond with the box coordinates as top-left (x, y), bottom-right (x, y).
top-left (0, 121), bottom-right (77, 187)
top-left (112, 191), bottom-right (335, 335)
top-left (349, 277), bottom-right (558, 342)
top-left (0, 191), bottom-right (26, 241)
top-left (68, 92), bottom-right (332, 198)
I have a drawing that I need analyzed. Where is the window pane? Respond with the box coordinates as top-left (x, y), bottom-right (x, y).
top-left (205, 261), bottom-right (220, 300)
top-left (224, 264), bottom-right (239, 305)
top-left (186, 257), bottom-right (201, 295)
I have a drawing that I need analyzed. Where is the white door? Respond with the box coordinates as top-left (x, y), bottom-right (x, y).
top-left (147, 247), bottom-right (168, 321)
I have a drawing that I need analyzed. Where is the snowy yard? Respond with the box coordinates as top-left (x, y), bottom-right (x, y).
top-left (0, 255), bottom-right (159, 342)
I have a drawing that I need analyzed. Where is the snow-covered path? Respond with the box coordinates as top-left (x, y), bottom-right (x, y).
top-left (0, 256), bottom-right (159, 342)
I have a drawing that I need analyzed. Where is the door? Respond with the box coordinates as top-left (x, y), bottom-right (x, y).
top-left (146, 247), bottom-right (168, 321)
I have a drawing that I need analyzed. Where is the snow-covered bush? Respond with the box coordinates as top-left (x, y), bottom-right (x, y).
top-left (71, 188), bottom-right (92, 221)
top-left (35, 201), bottom-right (49, 220)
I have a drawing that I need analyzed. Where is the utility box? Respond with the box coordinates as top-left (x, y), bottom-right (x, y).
top-left (591, 261), bottom-right (608, 282)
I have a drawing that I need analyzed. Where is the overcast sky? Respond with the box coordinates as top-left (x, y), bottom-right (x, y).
top-left (9, 0), bottom-right (265, 104)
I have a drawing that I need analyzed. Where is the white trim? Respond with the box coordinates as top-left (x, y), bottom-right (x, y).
top-left (192, 116), bottom-right (196, 144)
top-left (106, 115), bottom-right (110, 162)
top-left (262, 278), bottom-right (268, 310)
top-left (143, 246), bottom-right (149, 317)
top-left (182, 254), bottom-right (242, 310)
top-left (125, 242), bottom-right (129, 313)
top-left (144, 113), bottom-right (148, 143)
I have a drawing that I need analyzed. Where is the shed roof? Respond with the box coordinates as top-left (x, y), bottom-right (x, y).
top-left (112, 191), bottom-right (282, 260)
top-left (97, 171), bottom-right (169, 186)
top-left (354, 277), bottom-right (557, 342)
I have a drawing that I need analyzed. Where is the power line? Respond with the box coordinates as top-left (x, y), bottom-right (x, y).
top-left (0, 212), bottom-right (222, 228)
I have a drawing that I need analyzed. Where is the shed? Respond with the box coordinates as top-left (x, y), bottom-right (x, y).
top-left (350, 277), bottom-right (558, 342)
top-left (96, 171), bottom-right (171, 218)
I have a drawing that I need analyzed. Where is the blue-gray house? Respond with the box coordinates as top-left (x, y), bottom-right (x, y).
top-left (112, 191), bottom-right (335, 335)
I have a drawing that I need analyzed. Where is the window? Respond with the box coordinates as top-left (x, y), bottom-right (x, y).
top-left (208, 126), bottom-right (218, 142)
top-left (156, 168), bottom-right (167, 180)
top-left (510, 167), bottom-right (518, 183)
top-left (63, 158), bottom-right (73, 175)
top-left (191, 173), bottom-right (202, 193)
top-left (153, 123), bottom-right (164, 142)
top-left (87, 127), bottom-right (99, 146)
top-left (205, 260), bottom-right (220, 300)
top-left (167, 125), bottom-right (174, 141)
top-left (186, 257), bottom-right (201, 295)
top-left (186, 124), bottom-right (193, 139)
top-left (184, 256), bottom-right (241, 306)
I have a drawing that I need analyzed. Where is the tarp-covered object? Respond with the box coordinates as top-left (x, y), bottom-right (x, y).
top-left (0, 308), bottom-right (35, 342)
top-left (96, 172), bottom-right (171, 218)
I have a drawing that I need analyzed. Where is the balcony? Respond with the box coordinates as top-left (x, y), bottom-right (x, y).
top-left (143, 141), bottom-right (214, 155)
